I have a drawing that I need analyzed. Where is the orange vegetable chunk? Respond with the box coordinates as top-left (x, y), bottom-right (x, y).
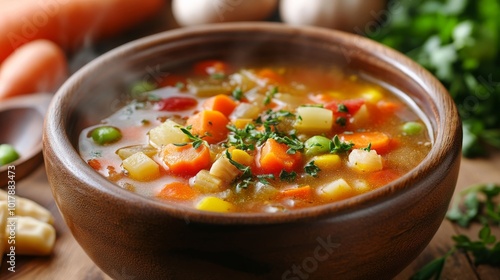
top-left (277, 185), bottom-right (312, 200)
top-left (202, 94), bottom-right (238, 117)
top-left (157, 182), bottom-right (198, 201)
top-left (257, 138), bottom-right (302, 175)
top-left (186, 110), bottom-right (230, 144)
top-left (256, 68), bottom-right (284, 84)
top-left (340, 132), bottom-right (391, 154)
top-left (161, 143), bottom-right (212, 176)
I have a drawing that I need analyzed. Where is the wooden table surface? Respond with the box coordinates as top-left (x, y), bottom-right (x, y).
top-left (0, 151), bottom-right (498, 280)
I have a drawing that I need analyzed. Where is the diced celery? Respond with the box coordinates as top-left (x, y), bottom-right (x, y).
top-left (192, 170), bottom-right (223, 193)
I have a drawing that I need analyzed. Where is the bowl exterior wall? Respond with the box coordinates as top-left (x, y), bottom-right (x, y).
top-left (43, 23), bottom-right (462, 280)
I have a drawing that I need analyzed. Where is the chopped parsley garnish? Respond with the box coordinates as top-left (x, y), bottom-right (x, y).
top-left (305, 161), bottom-right (321, 177)
top-left (411, 183), bottom-right (500, 279)
top-left (361, 143), bottom-right (372, 152)
top-left (279, 170), bottom-right (297, 182)
top-left (337, 104), bottom-right (349, 113)
top-left (336, 117), bottom-right (347, 127)
top-left (175, 126), bottom-right (206, 149)
top-left (329, 135), bottom-right (354, 154)
top-left (263, 86), bottom-right (279, 105)
top-left (232, 88), bottom-right (244, 101)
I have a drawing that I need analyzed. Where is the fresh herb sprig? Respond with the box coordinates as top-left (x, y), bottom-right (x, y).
top-left (175, 126), bottom-right (207, 149)
top-left (330, 135), bottom-right (355, 154)
top-left (369, 0), bottom-right (500, 157)
top-left (411, 183), bottom-right (500, 280)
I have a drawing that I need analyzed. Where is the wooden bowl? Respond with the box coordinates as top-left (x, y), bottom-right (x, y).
top-left (43, 23), bottom-right (462, 280)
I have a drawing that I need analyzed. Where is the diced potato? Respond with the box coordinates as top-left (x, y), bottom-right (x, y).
top-left (294, 106), bottom-right (333, 133)
top-left (149, 119), bottom-right (188, 148)
top-left (348, 149), bottom-right (383, 173)
top-left (312, 154), bottom-right (341, 171)
top-left (196, 197), bottom-right (235, 212)
top-left (230, 149), bottom-right (253, 166)
top-left (192, 170), bottom-right (223, 193)
top-left (361, 88), bottom-right (383, 103)
top-left (317, 179), bottom-right (355, 201)
top-left (187, 78), bottom-right (232, 97)
top-left (230, 102), bottom-right (261, 120)
top-left (122, 152), bottom-right (160, 181)
top-left (116, 145), bottom-right (157, 160)
top-left (209, 155), bottom-right (240, 183)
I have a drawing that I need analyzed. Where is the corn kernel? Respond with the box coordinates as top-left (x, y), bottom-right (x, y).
top-left (196, 197), bottom-right (235, 213)
top-left (232, 118), bottom-right (253, 129)
top-left (361, 89), bottom-right (383, 103)
top-left (230, 149), bottom-right (253, 166)
top-left (312, 154), bottom-right (341, 170)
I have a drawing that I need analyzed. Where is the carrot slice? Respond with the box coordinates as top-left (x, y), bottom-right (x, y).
top-left (161, 143), bottom-right (212, 176)
top-left (202, 94), bottom-right (237, 117)
top-left (186, 110), bottom-right (230, 144)
top-left (340, 132), bottom-right (392, 154)
top-left (368, 169), bottom-right (401, 188)
top-left (277, 185), bottom-right (312, 200)
top-left (257, 138), bottom-right (302, 175)
top-left (157, 182), bottom-right (198, 201)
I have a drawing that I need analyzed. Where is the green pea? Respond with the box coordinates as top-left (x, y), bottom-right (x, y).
top-left (305, 136), bottom-right (332, 156)
top-left (402, 122), bottom-right (423, 135)
top-left (91, 126), bottom-right (122, 145)
top-left (0, 144), bottom-right (20, 166)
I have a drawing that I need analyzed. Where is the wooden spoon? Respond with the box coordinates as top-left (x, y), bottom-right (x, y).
top-left (0, 93), bottom-right (52, 187)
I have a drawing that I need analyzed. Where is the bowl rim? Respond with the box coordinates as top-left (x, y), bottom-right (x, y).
top-left (44, 22), bottom-right (461, 225)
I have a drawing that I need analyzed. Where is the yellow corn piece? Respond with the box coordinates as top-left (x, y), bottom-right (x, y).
top-left (361, 88), bottom-right (383, 103)
top-left (122, 152), bottom-right (160, 181)
top-left (196, 197), bottom-right (235, 213)
top-left (230, 149), bottom-right (253, 166)
top-left (312, 154), bottom-right (341, 171)
top-left (231, 118), bottom-right (253, 129)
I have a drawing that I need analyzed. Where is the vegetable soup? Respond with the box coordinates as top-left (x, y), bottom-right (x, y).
top-left (79, 60), bottom-right (432, 213)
